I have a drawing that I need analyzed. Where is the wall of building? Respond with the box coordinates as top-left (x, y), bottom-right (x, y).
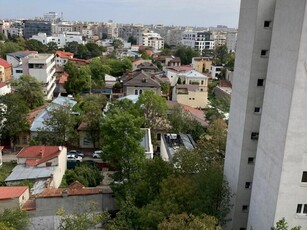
top-left (126, 87), bottom-right (161, 96)
top-left (176, 91), bottom-right (207, 109)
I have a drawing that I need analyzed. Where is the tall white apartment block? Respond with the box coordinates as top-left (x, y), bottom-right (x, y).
top-left (140, 31), bottom-right (164, 50)
top-left (22, 54), bottom-right (56, 100)
top-left (181, 31), bottom-right (215, 54)
top-left (224, 0), bottom-right (307, 229)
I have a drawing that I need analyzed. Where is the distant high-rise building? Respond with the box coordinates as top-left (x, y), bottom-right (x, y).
top-left (224, 0), bottom-right (307, 229)
top-left (181, 31), bottom-right (214, 54)
top-left (23, 20), bottom-right (52, 39)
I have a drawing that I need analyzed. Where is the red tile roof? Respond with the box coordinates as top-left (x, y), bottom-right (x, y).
top-left (57, 72), bottom-right (69, 84)
top-left (55, 51), bottom-right (74, 59)
top-left (0, 58), bottom-right (12, 68)
top-left (145, 50), bottom-right (153, 56)
top-left (17, 146), bottom-right (63, 166)
top-left (0, 186), bottom-right (28, 200)
top-left (37, 181), bottom-right (107, 197)
top-left (183, 105), bottom-right (208, 127)
top-left (0, 82), bottom-right (7, 88)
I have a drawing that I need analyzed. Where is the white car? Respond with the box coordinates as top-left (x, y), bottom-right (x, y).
top-left (92, 150), bottom-right (102, 158)
top-left (67, 154), bottom-right (82, 162)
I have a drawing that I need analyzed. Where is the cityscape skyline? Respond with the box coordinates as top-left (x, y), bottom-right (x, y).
top-left (0, 0), bottom-right (240, 28)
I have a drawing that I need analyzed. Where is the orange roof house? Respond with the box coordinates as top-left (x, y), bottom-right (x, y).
top-left (0, 186), bottom-right (30, 211)
top-left (0, 57), bottom-right (12, 82)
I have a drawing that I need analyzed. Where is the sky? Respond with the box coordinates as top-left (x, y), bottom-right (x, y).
top-left (0, 0), bottom-right (241, 28)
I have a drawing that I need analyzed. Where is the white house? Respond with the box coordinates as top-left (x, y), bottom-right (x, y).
top-left (31, 32), bottom-right (84, 48)
top-left (140, 31), bottom-right (164, 50)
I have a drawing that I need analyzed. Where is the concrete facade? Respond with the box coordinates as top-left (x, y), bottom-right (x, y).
top-left (224, 0), bottom-right (307, 229)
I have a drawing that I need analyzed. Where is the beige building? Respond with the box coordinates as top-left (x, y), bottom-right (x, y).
top-left (0, 186), bottom-right (30, 211)
top-left (172, 70), bottom-right (208, 108)
top-left (192, 57), bottom-right (212, 74)
top-left (0, 57), bottom-right (12, 82)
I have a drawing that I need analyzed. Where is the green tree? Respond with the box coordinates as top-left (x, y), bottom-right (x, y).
top-left (175, 46), bottom-right (199, 65)
top-left (79, 94), bottom-right (107, 149)
top-left (88, 58), bottom-right (110, 89)
top-left (26, 39), bottom-right (47, 53)
top-left (271, 218), bottom-right (301, 230)
top-left (64, 62), bottom-right (91, 95)
top-left (64, 41), bottom-right (79, 55)
top-left (160, 48), bottom-right (173, 56)
top-left (11, 75), bottom-right (45, 109)
top-left (62, 164), bottom-right (102, 187)
top-left (47, 41), bottom-right (58, 53)
top-left (0, 208), bottom-right (29, 230)
top-left (213, 45), bottom-right (228, 66)
top-left (136, 90), bottom-right (169, 137)
top-left (103, 57), bottom-right (132, 77)
top-left (0, 41), bottom-right (24, 58)
top-left (113, 39), bottom-right (124, 49)
top-left (158, 213), bottom-right (222, 230)
top-left (35, 104), bottom-right (77, 146)
top-left (0, 94), bottom-right (29, 149)
top-left (85, 42), bottom-right (105, 58)
top-left (128, 36), bottom-right (137, 45)
top-left (57, 202), bottom-right (109, 230)
top-left (196, 118), bottom-right (227, 166)
top-left (102, 108), bottom-right (144, 180)
top-left (0, 32), bottom-right (7, 41)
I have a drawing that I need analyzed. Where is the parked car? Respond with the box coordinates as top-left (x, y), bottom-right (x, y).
top-left (92, 150), bottom-right (102, 158)
top-left (68, 150), bottom-right (84, 158)
top-left (67, 154), bottom-right (83, 162)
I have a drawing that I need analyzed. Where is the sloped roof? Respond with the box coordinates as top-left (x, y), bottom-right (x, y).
top-left (178, 70), bottom-right (208, 79)
top-left (57, 72), bottom-right (69, 84)
top-left (183, 105), bottom-right (208, 127)
top-left (0, 58), bottom-right (11, 68)
top-left (124, 71), bottom-right (161, 87)
top-left (55, 51), bottom-right (74, 59)
top-left (0, 186), bottom-right (28, 200)
top-left (0, 82), bottom-right (7, 88)
top-left (37, 181), bottom-right (108, 197)
top-left (7, 51), bottom-right (38, 60)
top-left (136, 62), bottom-right (158, 70)
top-left (17, 146), bottom-right (62, 166)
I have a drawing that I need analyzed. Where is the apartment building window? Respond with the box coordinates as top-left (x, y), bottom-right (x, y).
top-left (245, 182), bottom-right (252, 189)
top-left (254, 107), bottom-right (261, 113)
top-left (251, 132), bottom-right (259, 140)
top-left (264, 21), bottom-right (272, 28)
top-left (257, 79), bottom-right (265, 86)
top-left (296, 204), bottom-right (307, 214)
top-left (242, 205), bottom-right (249, 212)
top-left (301, 171), bottom-right (307, 182)
top-left (261, 50), bottom-right (269, 58)
top-left (248, 157), bottom-right (255, 164)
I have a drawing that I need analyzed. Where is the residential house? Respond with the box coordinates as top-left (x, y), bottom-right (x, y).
top-left (30, 32), bottom-right (84, 48)
top-left (139, 31), bottom-right (164, 50)
top-left (6, 51), bottom-right (38, 79)
top-left (0, 57), bottom-right (12, 82)
top-left (164, 65), bottom-right (193, 87)
top-left (160, 133), bottom-right (196, 161)
top-left (54, 51), bottom-right (74, 66)
top-left (132, 58), bottom-right (152, 71)
top-left (0, 186), bottom-right (30, 211)
top-left (136, 62), bottom-right (159, 73)
top-left (172, 70), bottom-right (208, 108)
top-left (156, 56), bottom-right (181, 67)
top-left (22, 53), bottom-right (56, 100)
top-left (0, 82), bottom-right (11, 96)
top-left (181, 31), bottom-right (215, 54)
top-left (23, 181), bottom-right (115, 230)
top-left (30, 96), bottom-right (77, 138)
top-left (214, 80), bottom-right (232, 99)
top-left (141, 128), bottom-right (154, 159)
top-left (5, 146), bottom-right (67, 190)
top-left (192, 57), bottom-right (212, 74)
top-left (122, 70), bottom-right (161, 96)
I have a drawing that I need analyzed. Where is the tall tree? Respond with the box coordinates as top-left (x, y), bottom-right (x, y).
top-left (175, 46), bottom-right (199, 65)
top-left (11, 75), bottom-right (45, 109)
top-left (136, 90), bottom-right (169, 136)
top-left (102, 108), bottom-right (144, 180)
top-left (213, 45), bottom-right (229, 66)
top-left (88, 58), bottom-right (110, 89)
top-left (271, 218), bottom-right (301, 230)
top-left (0, 94), bottom-right (29, 149)
top-left (113, 39), bottom-right (124, 50)
top-left (128, 36), bottom-right (137, 45)
top-left (79, 94), bottom-right (107, 149)
top-left (64, 62), bottom-right (91, 95)
top-left (47, 41), bottom-right (58, 53)
top-left (196, 118), bottom-right (227, 166)
top-left (35, 104), bottom-right (77, 146)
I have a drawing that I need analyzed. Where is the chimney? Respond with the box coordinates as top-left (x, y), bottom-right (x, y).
top-left (62, 189), bottom-right (68, 197)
